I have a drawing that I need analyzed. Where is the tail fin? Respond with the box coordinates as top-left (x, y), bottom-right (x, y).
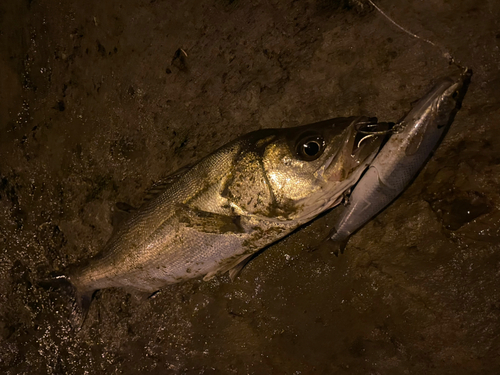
top-left (39, 274), bottom-right (93, 329)
top-left (315, 236), bottom-right (349, 256)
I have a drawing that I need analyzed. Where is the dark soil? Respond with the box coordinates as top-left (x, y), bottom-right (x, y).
top-left (1, 0), bottom-right (500, 373)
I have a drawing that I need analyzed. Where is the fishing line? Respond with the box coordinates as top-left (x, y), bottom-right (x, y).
top-left (366, 0), bottom-right (464, 69)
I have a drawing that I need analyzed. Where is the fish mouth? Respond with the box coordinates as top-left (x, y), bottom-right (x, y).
top-left (351, 121), bottom-right (392, 157)
top-left (296, 118), bottom-right (388, 222)
top-left (454, 68), bottom-right (472, 101)
top-left (304, 121), bottom-right (390, 220)
top-left (323, 117), bottom-right (389, 181)
top-left (439, 68), bottom-right (472, 116)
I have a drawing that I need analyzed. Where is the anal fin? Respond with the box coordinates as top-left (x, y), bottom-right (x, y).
top-left (202, 253), bottom-right (255, 282)
top-left (228, 254), bottom-right (254, 281)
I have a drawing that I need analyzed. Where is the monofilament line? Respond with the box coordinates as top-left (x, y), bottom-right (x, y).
top-left (366, 0), bottom-right (457, 66)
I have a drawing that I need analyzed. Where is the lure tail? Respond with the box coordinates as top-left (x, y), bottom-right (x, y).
top-left (315, 235), bottom-right (349, 256)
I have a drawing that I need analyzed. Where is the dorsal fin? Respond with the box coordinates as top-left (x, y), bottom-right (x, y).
top-left (142, 180), bottom-right (175, 201)
top-left (110, 166), bottom-right (193, 228)
top-left (142, 165), bottom-right (191, 203)
top-left (115, 201), bottom-right (136, 213)
top-left (111, 202), bottom-right (137, 230)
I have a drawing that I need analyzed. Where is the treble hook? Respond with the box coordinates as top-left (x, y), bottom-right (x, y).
top-left (357, 134), bottom-right (375, 149)
top-left (354, 121), bottom-right (397, 136)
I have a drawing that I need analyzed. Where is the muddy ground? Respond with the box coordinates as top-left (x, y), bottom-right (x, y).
top-left (1, 0), bottom-right (500, 374)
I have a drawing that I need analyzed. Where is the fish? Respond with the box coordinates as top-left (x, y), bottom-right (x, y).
top-left (327, 68), bottom-right (472, 249)
top-left (45, 116), bottom-right (388, 318)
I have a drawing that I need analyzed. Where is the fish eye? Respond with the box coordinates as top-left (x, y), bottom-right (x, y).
top-left (452, 90), bottom-right (459, 99)
top-left (296, 135), bottom-right (325, 161)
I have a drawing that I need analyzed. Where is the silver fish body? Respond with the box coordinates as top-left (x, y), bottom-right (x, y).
top-left (63, 116), bottom-right (386, 309)
top-left (329, 69), bottom-right (472, 245)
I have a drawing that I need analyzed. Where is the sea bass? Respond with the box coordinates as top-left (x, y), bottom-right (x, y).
top-left (53, 116), bottom-right (387, 314)
top-left (328, 69), bottom-right (472, 248)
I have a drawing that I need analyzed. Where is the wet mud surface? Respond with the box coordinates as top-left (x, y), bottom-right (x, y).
top-left (1, 0), bottom-right (500, 373)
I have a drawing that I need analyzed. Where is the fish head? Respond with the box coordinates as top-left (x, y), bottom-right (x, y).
top-left (401, 68), bottom-right (472, 156)
top-left (433, 68), bottom-right (472, 127)
top-left (407, 68), bottom-right (472, 131)
top-left (228, 117), bottom-right (388, 222)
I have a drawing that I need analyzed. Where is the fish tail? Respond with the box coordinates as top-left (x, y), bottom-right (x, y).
top-left (314, 233), bottom-right (349, 256)
top-left (39, 274), bottom-right (93, 328)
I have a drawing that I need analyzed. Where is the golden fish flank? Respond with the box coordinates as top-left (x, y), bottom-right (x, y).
top-left (56, 116), bottom-right (387, 315)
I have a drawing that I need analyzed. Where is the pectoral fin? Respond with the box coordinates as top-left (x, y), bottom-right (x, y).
top-left (178, 204), bottom-right (246, 234)
top-left (142, 166), bottom-right (192, 202)
top-left (111, 202), bottom-right (137, 233)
